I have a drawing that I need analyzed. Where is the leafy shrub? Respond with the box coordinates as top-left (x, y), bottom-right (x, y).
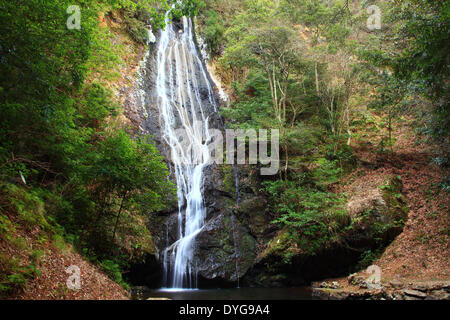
top-left (100, 259), bottom-right (130, 290)
top-left (122, 7), bottom-right (153, 44)
top-left (0, 215), bottom-right (15, 241)
top-left (202, 10), bottom-right (225, 56)
top-left (0, 0), bottom-right (175, 296)
top-left (264, 177), bottom-right (349, 255)
top-left (325, 142), bottom-right (357, 171)
top-left (2, 184), bottom-right (54, 234)
top-left (313, 158), bottom-right (342, 187)
top-left (353, 249), bottom-right (381, 272)
top-left (124, 15), bottom-right (150, 44)
top-left (0, 252), bottom-right (40, 297)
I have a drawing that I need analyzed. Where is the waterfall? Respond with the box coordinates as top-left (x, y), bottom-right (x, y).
top-left (230, 213), bottom-right (241, 288)
top-left (156, 16), bottom-right (218, 289)
top-left (231, 164), bottom-right (241, 287)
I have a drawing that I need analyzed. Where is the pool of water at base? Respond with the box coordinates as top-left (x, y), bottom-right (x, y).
top-left (134, 287), bottom-right (312, 300)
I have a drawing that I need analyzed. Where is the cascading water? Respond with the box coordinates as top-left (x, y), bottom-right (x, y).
top-left (155, 16), bottom-right (218, 289)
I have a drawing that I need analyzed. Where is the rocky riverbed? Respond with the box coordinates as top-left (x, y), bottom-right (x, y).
top-left (312, 277), bottom-right (450, 300)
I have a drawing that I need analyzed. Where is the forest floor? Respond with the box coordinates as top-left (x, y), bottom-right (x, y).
top-left (315, 114), bottom-right (449, 296)
top-left (1, 232), bottom-right (129, 300)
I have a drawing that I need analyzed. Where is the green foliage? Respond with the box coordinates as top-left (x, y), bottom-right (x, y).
top-left (263, 173), bottom-right (349, 255)
top-left (313, 158), bottom-right (342, 187)
top-left (393, 0), bottom-right (450, 185)
top-left (209, 0), bottom-right (358, 257)
top-left (353, 249), bottom-right (381, 272)
top-left (379, 176), bottom-right (409, 223)
top-left (123, 7), bottom-right (152, 44)
top-left (0, 214), bottom-right (15, 241)
top-left (0, 233), bottom-right (41, 297)
top-left (170, 0), bottom-right (206, 20)
top-left (324, 141), bottom-right (357, 172)
top-left (0, 0), bottom-right (177, 294)
top-left (360, 0), bottom-right (449, 175)
top-left (202, 10), bottom-right (225, 56)
top-left (100, 259), bottom-right (130, 290)
top-left (0, 257), bottom-right (29, 297)
top-left (220, 71), bottom-right (274, 129)
top-left (1, 184), bottom-right (54, 234)
top-left (393, 1), bottom-right (449, 103)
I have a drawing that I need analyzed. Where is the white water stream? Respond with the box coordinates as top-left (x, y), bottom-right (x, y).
top-left (156, 16), bottom-right (218, 289)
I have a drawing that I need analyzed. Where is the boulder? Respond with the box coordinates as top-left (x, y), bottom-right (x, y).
top-left (403, 289), bottom-right (427, 299)
top-left (389, 280), bottom-right (403, 289)
top-left (346, 176), bottom-right (408, 247)
top-left (245, 176), bottom-right (408, 287)
top-left (429, 289), bottom-right (450, 300)
top-left (195, 214), bottom-right (256, 283)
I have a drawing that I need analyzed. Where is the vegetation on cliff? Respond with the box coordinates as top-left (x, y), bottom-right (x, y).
top-left (196, 0), bottom-right (449, 284)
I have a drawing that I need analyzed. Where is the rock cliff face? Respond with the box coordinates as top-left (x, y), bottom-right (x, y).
top-left (147, 164), bottom-right (258, 286)
top-left (126, 20), bottom-right (258, 286)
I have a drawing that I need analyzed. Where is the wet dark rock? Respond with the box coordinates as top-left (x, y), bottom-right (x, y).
top-left (195, 213), bottom-right (256, 283)
top-left (126, 27), bottom-right (259, 287)
top-left (199, 87), bottom-right (209, 100)
top-left (235, 196), bottom-right (268, 238)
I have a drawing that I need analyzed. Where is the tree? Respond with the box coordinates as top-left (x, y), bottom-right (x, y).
top-left (202, 10), bottom-right (225, 56)
top-left (279, 0), bottom-right (350, 95)
top-left (220, 1), bottom-right (306, 179)
top-left (360, 0), bottom-right (449, 165)
top-left (392, 0), bottom-right (449, 140)
top-left (82, 131), bottom-right (174, 250)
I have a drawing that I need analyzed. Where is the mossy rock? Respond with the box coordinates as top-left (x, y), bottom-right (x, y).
top-left (195, 214), bottom-right (256, 282)
top-left (347, 175), bottom-right (408, 245)
top-left (219, 165), bottom-right (236, 195)
top-left (236, 196), bottom-right (268, 237)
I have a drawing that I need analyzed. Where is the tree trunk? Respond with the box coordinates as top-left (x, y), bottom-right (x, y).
top-left (388, 108), bottom-right (393, 154)
top-left (284, 139), bottom-right (289, 181)
top-left (346, 102), bottom-right (351, 146)
top-left (315, 61), bottom-right (320, 95)
top-left (112, 191), bottom-right (128, 244)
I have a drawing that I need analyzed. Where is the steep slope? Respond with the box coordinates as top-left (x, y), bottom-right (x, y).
top-left (1, 212), bottom-right (128, 300)
top-left (312, 117), bottom-right (449, 299)
top-left (1, 7), bottom-right (155, 300)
